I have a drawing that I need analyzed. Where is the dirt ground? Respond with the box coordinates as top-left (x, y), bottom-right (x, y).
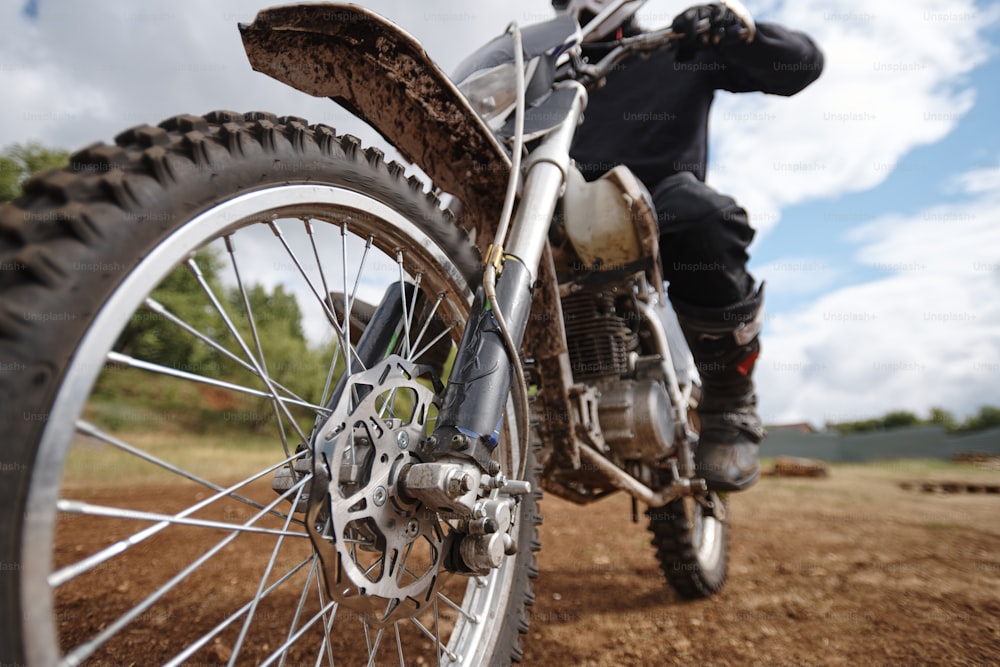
top-left (52, 460), bottom-right (1000, 666)
top-left (522, 462), bottom-right (1000, 667)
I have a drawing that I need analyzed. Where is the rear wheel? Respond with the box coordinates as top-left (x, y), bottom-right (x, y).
top-left (0, 112), bottom-right (539, 666)
top-left (647, 495), bottom-right (728, 599)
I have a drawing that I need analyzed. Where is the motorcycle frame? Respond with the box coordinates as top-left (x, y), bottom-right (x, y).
top-left (241, 4), bottom-right (704, 511)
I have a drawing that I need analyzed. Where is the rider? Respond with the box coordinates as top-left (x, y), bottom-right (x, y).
top-left (552, 0), bottom-right (824, 491)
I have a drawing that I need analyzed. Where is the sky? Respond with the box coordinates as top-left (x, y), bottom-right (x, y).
top-left (1, 0), bottom-right (998, 428)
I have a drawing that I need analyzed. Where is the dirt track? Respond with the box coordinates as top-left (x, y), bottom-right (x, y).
top-left (522, 463), bottom-right (1000, 666)
top-left (54, 461), bottom-right (1000, 666)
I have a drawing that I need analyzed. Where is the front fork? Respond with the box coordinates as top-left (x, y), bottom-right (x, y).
top-left (402, 83), bottom-right (588, 539)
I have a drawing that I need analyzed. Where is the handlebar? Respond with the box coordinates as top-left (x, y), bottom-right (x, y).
top-left (560, 0), bottom-right (756, 90)
top-left (558, 28), bottom-right (681, 90)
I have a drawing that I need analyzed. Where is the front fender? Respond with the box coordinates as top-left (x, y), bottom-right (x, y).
top-left (240, 3), bottom-right (511, 248)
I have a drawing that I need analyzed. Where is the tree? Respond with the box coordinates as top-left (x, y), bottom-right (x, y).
top-left (958, 406), bottom-right (1000, 433)
top-left (829, 405), bottom-right (1000, 435)
top-left (0, 142), bottom-right (70, 202)
top-left (108, 248), bottom-right (336, 432)
top-left (881, 410), bottom-right (920, 430)
top-left (113, 249), bottom-right (227, 373)
top-left (927, 407), bottom-right (957, 431)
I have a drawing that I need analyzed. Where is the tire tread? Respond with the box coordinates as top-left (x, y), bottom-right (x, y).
top-left (0, 111), bottom-right (487, 665)
top-left (647, 499), bottom-right (729, 600)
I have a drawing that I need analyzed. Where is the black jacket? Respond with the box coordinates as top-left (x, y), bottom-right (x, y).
top-left (572, 23), bottom-right (824, 187)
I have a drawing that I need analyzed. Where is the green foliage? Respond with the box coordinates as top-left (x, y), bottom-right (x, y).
top-left (114, 249), bottom-right (227, 372)
top-left (98, 249), bottom-right (340, 434)
top-left (0, 141), bottom-right (70, 202)
top-left (957, 405), bottom-right (1000, 433)
top-left (880, 410), bottom-right (920, 430)
top-left (927, 407), bottom-right (958, 431)
top-left (829, 405), bottom-right (1000, 435)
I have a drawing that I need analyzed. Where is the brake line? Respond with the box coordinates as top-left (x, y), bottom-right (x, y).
top-left (483, 22), bottom-right (531, 481)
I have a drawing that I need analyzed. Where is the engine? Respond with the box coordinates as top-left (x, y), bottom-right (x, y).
top-left (561, 291), bottom-right (636, 381)
top-left (560, 291), bottom-right (676, 463)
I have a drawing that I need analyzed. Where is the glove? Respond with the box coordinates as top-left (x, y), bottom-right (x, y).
top-left (671, 3), bottom-right (749, 61)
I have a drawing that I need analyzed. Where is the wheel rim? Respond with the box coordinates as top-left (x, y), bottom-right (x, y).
top-left (21, 185), bottom-right (520, 666)
top-left (689, 498), bottom-right (725, 570)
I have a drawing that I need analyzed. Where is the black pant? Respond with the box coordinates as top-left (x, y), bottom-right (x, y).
top-left (652, 172), bottom-right (756, 309)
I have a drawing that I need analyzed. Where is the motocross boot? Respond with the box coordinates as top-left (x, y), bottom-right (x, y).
top-left (672, 285), bottom-right (765, 492)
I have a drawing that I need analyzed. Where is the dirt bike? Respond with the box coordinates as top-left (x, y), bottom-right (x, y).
top-left (0, 1), bottom-right (754, 664)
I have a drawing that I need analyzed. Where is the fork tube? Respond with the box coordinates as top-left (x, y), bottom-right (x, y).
top-left (426, 83), bottom-right (587, 469)
top-left (504, 82), bottom-right (587, 272)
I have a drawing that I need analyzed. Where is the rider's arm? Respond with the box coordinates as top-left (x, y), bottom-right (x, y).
top-left (714, 22), bottom-right (824, 96)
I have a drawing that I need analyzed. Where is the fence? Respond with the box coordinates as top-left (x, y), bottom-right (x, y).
top-left (761, 426), bottom-right (1000, 462)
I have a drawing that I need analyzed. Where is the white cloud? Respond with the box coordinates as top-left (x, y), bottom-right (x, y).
top-left (2, 0), bottom-right (993, 212)
top-left (0, 1), bottom-right (556, 151)
top-left (3, 0), bottom-right (997, 428)
top-left (707, 0), bottom-right (996, 235)
top-left (758, 158), bottom-right (1000, 426)
top-left (755, 256), bottom-right (842, 297)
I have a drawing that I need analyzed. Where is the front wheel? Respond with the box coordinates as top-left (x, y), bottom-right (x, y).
top-left (0, 111), bottom-right (539, 666)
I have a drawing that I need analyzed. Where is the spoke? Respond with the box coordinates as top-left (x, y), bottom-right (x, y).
top-left (394, 622), bottom-right (406, 667)
top-left (310, 218), bottom-right (343, 408)
top-left (268, 221), bottom-right (366, 372)
top-left (396, 250), bottom-right (413, 358)
top-left (228, 482), bottom-right (308, 665)
top-left (410, 323), bottom-right (457, 365)
top-left (363, 556), bottom-right (385, 578)
top-left (363, 618), bottom-right (374, 657)
top-left (410, 617), bottom-right (458, 663)
top-left (143, 297), bottom-right (318, 415)
top-left (340, 220), bottom-right (354, 377)
top-left (162, 555), bottom-right (315, 667)
top-left (311, 562), bottom-right (338, 667)
top-left (349, 234), bottom-right (375, 312)
top-left (77, 419), bottom-right (299, 524)
top-left (438, 591), bottom-right (479, 624)
top-left (395, 541), bottom-right (414, 586)
top-left (312, 606), bottom-right (337, 667)
top-left (187, 257), bottom-right (312, 446)
top-left (377, 388), bottom-right (399, 421)
top-left (57, 500), bottom-right (308, 539)
top-left (406, 271), bottom-right (423, 360)
top-left (259, 600), bottom-right (338, 667)
top-left (52, 423), bottom-right (305, 588)
top-left (225, 235), bottom-right (297, 463)
top-left (61, 476), bottom-right (312, 666)
top-left (304, 218), bottom-right (337, 333)
top-left (106, 351), bottom-right (322, 412)
top-left (367, 626), bottom-right (386, 667)
top-left (279, 558), bottom-right (319, 667)
top-left (434, 593), bottom-right (443, 667)
top-left (408, 291), bottom-right (445, 362)
top-left (269, 221), bottom-right (341, 332)
top-left (319, 342), bottom-right (343, 410)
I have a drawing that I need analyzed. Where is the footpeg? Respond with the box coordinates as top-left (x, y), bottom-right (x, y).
top-left (698, 491), bottom-right (728, 522)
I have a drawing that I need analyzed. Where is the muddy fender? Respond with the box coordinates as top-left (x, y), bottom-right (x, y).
top-left (240, 3), bottom-right (511, 248)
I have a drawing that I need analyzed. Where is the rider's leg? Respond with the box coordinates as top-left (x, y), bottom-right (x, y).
top-left (652, 172), bottom-right (764, 491)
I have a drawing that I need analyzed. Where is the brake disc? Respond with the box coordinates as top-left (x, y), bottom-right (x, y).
top-left (306, 355), bottom-right (448, 625)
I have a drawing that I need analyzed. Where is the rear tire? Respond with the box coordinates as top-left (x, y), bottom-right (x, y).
top-left (0, 111), bottom-right (538, 666)
top-left (647, 496), bottom-right (729, 599)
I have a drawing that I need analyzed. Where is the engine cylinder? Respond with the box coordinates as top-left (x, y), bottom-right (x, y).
top-left (561, 292), bottom-right (635, 380)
